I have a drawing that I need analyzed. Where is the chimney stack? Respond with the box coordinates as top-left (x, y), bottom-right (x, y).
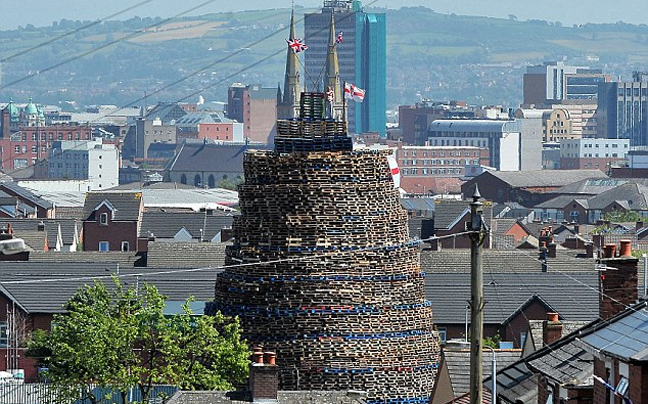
top-left (585, 243), bottom-right (594, 259)
top-left (543, 312), bottom-right (563, 346)
top-left (249, 347), bottom-right (279, 402)
top-left (599, 240), bottom-right (639, 320)
top-left (547, 243), bottom-right (557, 259)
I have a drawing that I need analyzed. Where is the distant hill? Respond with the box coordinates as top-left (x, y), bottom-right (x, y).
top-left (1, 6), bottom-right (647, 112)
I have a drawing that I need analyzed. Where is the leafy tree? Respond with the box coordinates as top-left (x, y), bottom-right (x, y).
top-left (26, 278), bottom-right (249, 404)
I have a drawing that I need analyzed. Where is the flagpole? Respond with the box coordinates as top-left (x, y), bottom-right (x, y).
top-left (343, 81), bottom-right (347, 123)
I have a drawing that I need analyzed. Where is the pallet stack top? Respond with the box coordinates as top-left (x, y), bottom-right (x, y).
top-left (210, 92), bottom-right (441, 404)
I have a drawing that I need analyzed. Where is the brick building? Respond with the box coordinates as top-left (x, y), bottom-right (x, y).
top-left (82, 192), bottom-right (143, 252)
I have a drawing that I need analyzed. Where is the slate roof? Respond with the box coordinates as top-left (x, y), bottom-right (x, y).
top-left (433, 200), bottom-right (493, 230)
top-left (525, 333), bottom-right (593, 386)
top-left (0, 262), bottom-right (223, 314)
top-left (145, 102), bottom-right (187, 123)
top-left (0, 219), bottom-right (79, 247)
top-left (527, 319), bottom-right (590, 351)
top-left (579, 299), bottom-right (648, 361)
top-left (443, 349), bottom-right (521, 397)
top-left (488, 361), bottom-right (538, 404)
top-left (165, 143), bottom-right (269, 174)
top-left (425, 271), bottom-right (599, 324)
top-left (28, 251), bottom-right (141, 266)
top-left (551, 178), bottom-right (628, 196)
top-left (420, 249), bottom-right (597, 274)
top-left (82, 192), bottom-right (143, 221)
top-left (491, 219), bottom-right (519, 237)
top-left (534, 195), bottom-right (588, 209)
top-left (484, 170), bottom-right (606, 188)
top-left (145, 241), bottom-right (227, 268)
top-left (587, 182), bottom-right (648, 210)
top-left (0, 182), bottom-right (54, 209)
top-left (139, 211), bottom-right (233, 240)
top-left (400, 197), bottom-right (436, 217)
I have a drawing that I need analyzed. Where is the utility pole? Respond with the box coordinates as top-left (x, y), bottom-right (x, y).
top-left (469, 185), bottom-right (486, 404)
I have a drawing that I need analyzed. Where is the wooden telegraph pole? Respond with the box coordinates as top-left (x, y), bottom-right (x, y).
top-left (469, 185), bottom-right (486, 404)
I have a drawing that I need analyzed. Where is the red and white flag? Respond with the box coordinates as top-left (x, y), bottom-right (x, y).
top-left (344, 82), bottom-right (365, 102)
top-left (386, 155), bottom-right (400, 189)
top-left (326, 86), bottom-right (334, 102)
top-left (336, 31), bottom-right (344, 44)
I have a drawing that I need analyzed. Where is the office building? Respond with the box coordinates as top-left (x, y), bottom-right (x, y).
top-left (597, 72), bottom-right (648, 146)
top-left (305, 0), bottom-right (386, 135)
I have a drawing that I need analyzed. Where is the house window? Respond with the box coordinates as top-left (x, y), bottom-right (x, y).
top-left (99, 212), bottom-right (108, 225)
top-left (121, 241), bottom-right (130, 252)
top-left (99, 241), bottom-right (110, 252)
top-left (0, 322), bottom-right (6, 347)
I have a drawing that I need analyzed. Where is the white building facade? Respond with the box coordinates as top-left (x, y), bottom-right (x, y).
top-left (48, 139), bottom-right (120, 190)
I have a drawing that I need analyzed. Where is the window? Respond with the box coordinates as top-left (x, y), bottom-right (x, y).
top-left (99, 241), bottom-right (110, 252)
top-left (99, 212), bottom-right (108, 225)
top-left (0, 322), bottom-right (6, 347)
top-left (437, 327), bottom-right (447, 344)
top-left (121, 241), bottom-right (130, 252)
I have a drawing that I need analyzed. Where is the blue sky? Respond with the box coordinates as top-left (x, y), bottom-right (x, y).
top-left (1, 0), bottom-right (647, 30)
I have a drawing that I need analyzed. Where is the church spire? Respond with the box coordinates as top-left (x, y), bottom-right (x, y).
top-left (278, 5), bottom-right (302, 119)
top-left (325, 11), bottom-right (344, 121)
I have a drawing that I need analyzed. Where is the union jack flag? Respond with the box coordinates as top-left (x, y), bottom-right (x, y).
top-left (286, 38), bottom-right (308, 53)
top-left (336, 31), bottom-right (343, 44)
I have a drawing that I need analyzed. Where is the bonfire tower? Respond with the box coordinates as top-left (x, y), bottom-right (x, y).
top-left (209, 8), bottom-right (441, 404)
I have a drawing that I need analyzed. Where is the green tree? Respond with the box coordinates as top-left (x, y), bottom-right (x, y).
top-left (26, 278), bottom-right (249, 404)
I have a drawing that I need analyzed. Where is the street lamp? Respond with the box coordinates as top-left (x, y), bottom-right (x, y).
top-left (484, 346), bottom-right (496, 404)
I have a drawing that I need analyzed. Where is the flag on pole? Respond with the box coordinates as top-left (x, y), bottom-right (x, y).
top-left (286, 38), bottom-right (308, 53)
top-left (386, 155), bottom-right (401, 189)
top-left (336, 31), bottom-right (344, 43)
top-left (344, 82), bottom-right (366, 102)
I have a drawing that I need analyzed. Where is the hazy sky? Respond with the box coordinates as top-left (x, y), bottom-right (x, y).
top-left (1, 0), bottom-right (647, 30)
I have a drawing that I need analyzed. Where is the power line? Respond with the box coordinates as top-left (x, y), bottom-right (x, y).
top-left (0, 0), bottom-right (219, 90)
top-left (0, 0), bottom-right (157, 63)
top-left (0, 231), bottom-right (477, 286)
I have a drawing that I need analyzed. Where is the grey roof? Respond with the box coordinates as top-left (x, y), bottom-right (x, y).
top-left (587, 182), bottom-right (648, 210)
top-left (580, 300), bottom-right (648, 361)
top-left (429, 119), bottom-right (521, 133)
top-left (552, 178), bottom-right (629, 195)
top-left (146, 102), bottom-right (187, 123)
top-left (166, 143), bottom-right (269, 174)
top-left (490, 362), bottom-right (538, 404)
top-left (28, 251), bottom-right (141, 266)
top-left (527, 319), bottom-right (591, 351)
top-left (145, 241), bottom-right (227, 268)
top-left (99, 188), bottom-right (239, 209)
top-left (433, 200), bottom-right (493, 230)
top-left (0, 262), bottom-right (223, 314)
top-left (421, 249), bottom-right (597, 274)
top-left (491, 219), bottom-right (519, 237)
top-left (0, 219), bottom-right (79, 247)
top-left (167, 390), bottom-right (355, 404)
top-left (425, 271), bottom-right (599, 324)
top-left (174, 112), bottom-right (217, 126)
top-left (140, 211), bottom-right (233, 239)
top-left (82, 192), bottom-right (143, 221)
top-left (534, 195), bottom-right (589, 209)
top-left (0, 182), bottom-right (54, 209)
top-left (443, 349), bottom-right (521, 396)
top-left (483, 170), bottom-right (607, 188)
top-left (399, 197), bottom-right (436, 216)
top-left (525, 336), bottom-right (593, 386)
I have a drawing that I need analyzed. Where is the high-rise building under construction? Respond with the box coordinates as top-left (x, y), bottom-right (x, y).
top-left (304, 0), bottom-right (386, 136)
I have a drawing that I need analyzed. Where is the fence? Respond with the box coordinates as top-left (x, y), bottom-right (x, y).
top-left (0, 383), bottom-right (177, 404)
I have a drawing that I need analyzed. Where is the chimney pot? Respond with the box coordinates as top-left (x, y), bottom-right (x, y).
top-left (264, 351), bottom-right (276, 366)
top-left (619, 239), bottom-right (632, 257)
top-left (547, 312), bottom-right (559, 322)
top-left (603, 243), bottom-right (617, 259)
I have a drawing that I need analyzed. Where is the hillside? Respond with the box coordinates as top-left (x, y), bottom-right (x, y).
top-left (1, 6), bottom-right (647, 112)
